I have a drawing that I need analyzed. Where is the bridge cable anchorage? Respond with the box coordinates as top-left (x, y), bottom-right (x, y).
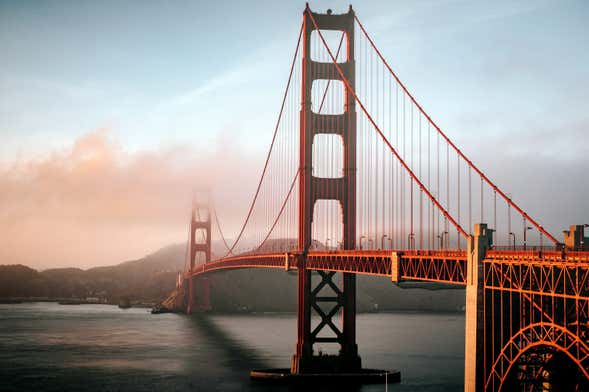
top-left (353, 14), bottom-right (558, 245)
top-left (219, 22), bottom-right (303, 258)
top-left (306, 9), bottom-right (469, 239)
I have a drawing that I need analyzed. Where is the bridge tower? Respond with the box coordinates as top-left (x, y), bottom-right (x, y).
top-left (464, 223), bottom-right (493, 391)
top-left (292, 5), bottom-right (361, 374)
top-left (186, 199), bottom-right (212, 314)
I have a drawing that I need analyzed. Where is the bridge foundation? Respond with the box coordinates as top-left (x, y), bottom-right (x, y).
top-left (290, 255), bottom-right (361, 374)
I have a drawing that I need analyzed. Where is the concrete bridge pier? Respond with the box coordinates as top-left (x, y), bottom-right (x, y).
top-left (464, 223), bottom-right (493, 391)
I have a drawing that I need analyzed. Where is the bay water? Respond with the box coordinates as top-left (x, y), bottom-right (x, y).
top-left (0, 303), bottom-right (463, 391)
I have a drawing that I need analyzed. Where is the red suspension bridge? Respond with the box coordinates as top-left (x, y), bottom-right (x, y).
top-left (161, 5), bottom-right (589, 391)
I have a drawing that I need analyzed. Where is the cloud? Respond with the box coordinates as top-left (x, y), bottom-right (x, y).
top-left (0, 129), bottom-right (261, 270)
top-left (0, 117), bottom-right (586, 271)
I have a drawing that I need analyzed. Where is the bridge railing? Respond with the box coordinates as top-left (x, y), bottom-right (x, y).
top-left (487, 249), bottom-right (589, 262)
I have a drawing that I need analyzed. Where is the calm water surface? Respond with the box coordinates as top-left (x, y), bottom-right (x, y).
top-left (0, 303), bottom-right (464, 391)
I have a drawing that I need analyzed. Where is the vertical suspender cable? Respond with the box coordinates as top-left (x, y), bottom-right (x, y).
top-left (354, 14), bottom-right (558, 245)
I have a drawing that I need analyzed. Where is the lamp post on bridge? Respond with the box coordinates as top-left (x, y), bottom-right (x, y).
top-left (368, 238), bottom-right (374, 250)
top-left (360, 235), bottom-right (366, 250)
top-left (437, 231), bottom-right (448, 250)
top-left (578, 224), bottom-right (589, 251)
top-left (509, 232), bottom-right (516, 250)
top-left (523, 226), bottom-right (533, 251)
top-left (381, 234), bottom-right (388, 250)
top-left (325, 238), bottom-right (331, 251)
top-left (408, 233), bottom-right (415, 250)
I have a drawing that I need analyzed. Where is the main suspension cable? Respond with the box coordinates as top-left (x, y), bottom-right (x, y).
top-left (211, 203), bottom-right (232, 254)
top-left (307, 10), bottom-right (468, 238)
top-left (255, 169), bottom-right (300, 252)
top-left (219, 23), bottom-right (303, 257)
top-left (354, 14), bottom-right (557, 244)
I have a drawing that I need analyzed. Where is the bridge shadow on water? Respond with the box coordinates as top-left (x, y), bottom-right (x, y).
top-left (186, 314), bottom-right (365, 392)
top-left (187, 313), bottom-right (269, 371)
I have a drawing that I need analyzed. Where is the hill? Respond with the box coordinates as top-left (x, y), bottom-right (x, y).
top-left (0, 244), bottom-right (186, 303)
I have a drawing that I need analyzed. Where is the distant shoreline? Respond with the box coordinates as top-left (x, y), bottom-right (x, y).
top-left (0, 299), bottom-right (465, 315)
top-left (0, 298), bottom-right (156, 308)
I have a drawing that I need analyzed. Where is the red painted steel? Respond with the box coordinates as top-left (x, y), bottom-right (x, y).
top-left (482, 254), bottom-right (589, 390)
top-left (185, 249), bottom-right (589, 389)
top-left (176, 5), bottom-right (588, 389)
top-left (187, 249), bottom-right (468, 285)
top-left (306, 8), bottom-right (469, 239)
top-left (186, 201), bottom-right (212, 314)
top-left (186, 249), bottom-right (587, 289)
top-left (292, 5), bottom-right (361, 374)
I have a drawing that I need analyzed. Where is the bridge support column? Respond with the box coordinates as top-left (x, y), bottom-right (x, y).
top-left (341, 272), bottom-right (360, 366)
top-left (292, 254), bottom-right (312, 373)
top-left (185, 199), bottom-right (211, 315)
top-left (291, 257), bottom-right (361, 374)
top-left (464, 224), bottom-right (492, 391)
top-left (291, 5), bottom-right (361, 375)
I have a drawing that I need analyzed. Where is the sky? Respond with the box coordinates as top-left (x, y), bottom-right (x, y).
top-left (0, 0), bottom-right (587, 270)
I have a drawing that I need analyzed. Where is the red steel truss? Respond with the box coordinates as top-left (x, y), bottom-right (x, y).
top-left (186, 249), bottom-right (468, 284)
top-left (176, 4), bottom-right (588, 390)
top-left (482, 252), bottom-right (589, 391)
top-left (184, 248), bottom-right (589, 390)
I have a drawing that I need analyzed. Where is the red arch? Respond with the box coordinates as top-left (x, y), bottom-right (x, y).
top-left (485, 322), bottom-right (589, 391)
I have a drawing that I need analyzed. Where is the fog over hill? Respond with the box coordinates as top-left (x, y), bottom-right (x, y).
top-left (0, 242), bottom-right (465, 312)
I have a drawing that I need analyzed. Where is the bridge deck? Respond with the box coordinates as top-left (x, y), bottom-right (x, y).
top-left (187, 249), bottom-right (589, 287)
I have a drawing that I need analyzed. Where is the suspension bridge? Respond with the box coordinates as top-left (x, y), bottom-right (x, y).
top-left (159, 5), bottom-right (589, 391)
